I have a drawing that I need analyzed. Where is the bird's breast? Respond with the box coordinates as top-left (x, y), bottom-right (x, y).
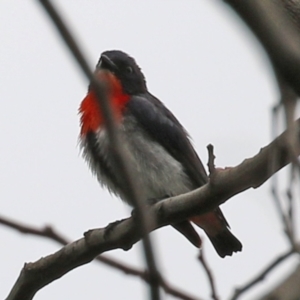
top-left (80, 114), bottom-right (194, 204)
top-left (79, 71), bottom-right (130, 135)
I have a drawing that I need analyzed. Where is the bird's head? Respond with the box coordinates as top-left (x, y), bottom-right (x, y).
top-left (96, 50), bottom-right (147, 95)
top-left (79, 50), bottom-right (146, 135)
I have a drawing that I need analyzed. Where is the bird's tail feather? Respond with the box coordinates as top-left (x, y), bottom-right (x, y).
top-left (206, 228), bottom-right (242, 258)
top-left (190, 214), bottom-right (242, 258)
top-left (172, 221), bottom-right (202, 248)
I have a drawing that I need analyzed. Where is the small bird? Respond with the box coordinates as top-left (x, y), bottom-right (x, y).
top-left (79, 50), bottom-right (242, 258)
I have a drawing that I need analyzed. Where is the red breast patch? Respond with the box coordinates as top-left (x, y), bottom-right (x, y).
top-left (79, 71), bottom-right (130, 135)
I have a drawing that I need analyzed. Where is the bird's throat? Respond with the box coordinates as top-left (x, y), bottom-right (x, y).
top-left (79, 72), bottom-right (130, 135)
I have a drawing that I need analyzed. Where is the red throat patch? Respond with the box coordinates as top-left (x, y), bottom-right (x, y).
top-left (79, 71), bottom-right (130, 135)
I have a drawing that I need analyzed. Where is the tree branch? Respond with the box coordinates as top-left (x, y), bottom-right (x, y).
top-left (207, 144), bottom-right (216, 175)
top-left (258, 263), bottom-right (300, 300)
top-left (36, 0), bottom-right (161, 299)
top-left (224, 0), bottom-right (300, 96)
top-left (230, 248), bottom-right (296, 300)
top-left (198, 249), bottom-right (219, 300)
top-left (0, 215), bottom-right (200, 300)
top-left (6, 116), bottom-right (300, 300)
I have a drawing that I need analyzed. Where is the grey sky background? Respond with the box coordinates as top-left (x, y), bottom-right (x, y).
top-left (1, 1), bottom-right (298, 299)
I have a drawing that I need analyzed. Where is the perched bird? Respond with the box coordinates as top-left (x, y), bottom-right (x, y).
top-left (79, 50), bottom-right (242, 258)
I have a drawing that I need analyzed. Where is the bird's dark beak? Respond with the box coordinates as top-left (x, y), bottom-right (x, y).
top-left (97, 55), bottom-right (118, 73)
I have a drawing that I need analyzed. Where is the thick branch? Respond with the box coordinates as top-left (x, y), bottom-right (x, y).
top-left (198, 250), bottom-right (219, 300)
top-left (0, 215), bottom-right (200, 300)
top-left (224, 0), bottom-right (300, 96)
top-left (6, 118), bottom-right (300, 300)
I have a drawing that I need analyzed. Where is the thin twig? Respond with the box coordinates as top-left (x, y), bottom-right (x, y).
top-left (207, 144), bottom-right (216, 175)
top-left (271, 182), bottom-right (294, 243)
top-left (198, 249), bottom-right (219, 300)
top-left (230, 249), bottom-right (295, 300)
top-left (286, 180), bottom-right (295, 239)
top-left (0, 215), bottom-right (200, 300)
top-left (37, 1), bottom-right (161, 299)
top-left (0, 215), bottom-right (69, 244)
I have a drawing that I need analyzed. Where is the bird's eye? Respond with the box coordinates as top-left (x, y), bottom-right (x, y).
top-left (125, 66), bottom-right (133, 74)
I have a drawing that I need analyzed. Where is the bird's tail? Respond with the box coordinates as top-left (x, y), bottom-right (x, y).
top-left (172, 220), bottom-right (202, 248)
top-left (205, 227), bottom-right (242, 258)
top-left (190, 213), bottom-right (242, 258)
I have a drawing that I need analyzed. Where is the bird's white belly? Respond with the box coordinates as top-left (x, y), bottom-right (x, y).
top-left (80, 119), bottom-right (193, 205)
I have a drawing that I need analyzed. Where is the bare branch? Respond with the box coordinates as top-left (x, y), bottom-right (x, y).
top-left (225, 0), bottom-right (300, 247)
top-left (159, 118), bottom-right (300, 226)
top-left (0, 215), bottom-right (200, 300)
top-left (198, 249), bottom-right (219, 300)
top-left (159, 279), bottom-right (202, 300)
top-left (207, 144), bottom-right (216, 175)
top-left (271, 186), bottom-right (295, 244)
top-left (271, 75), bottom-right (298, 246)
top-left (224, 0), bottom-right (300, 96)
top-left (230, 249), bottom-right (296, 300)
top-left (36, 0), bottom-right (161, 299)
top-left (258, 264), bottom-right (300, 300)
top-left (269, 104), bottom-right (294, 242)
top-left (281, 0), bottom-right (300, 31)
top-left (0, 215), bottom-right (69, 245)
top-left (6, 117), bottom-right (300, 300)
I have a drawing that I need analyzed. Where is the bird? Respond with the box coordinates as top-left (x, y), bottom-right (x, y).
top-left (79, 50), bottom-right (242, 258)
